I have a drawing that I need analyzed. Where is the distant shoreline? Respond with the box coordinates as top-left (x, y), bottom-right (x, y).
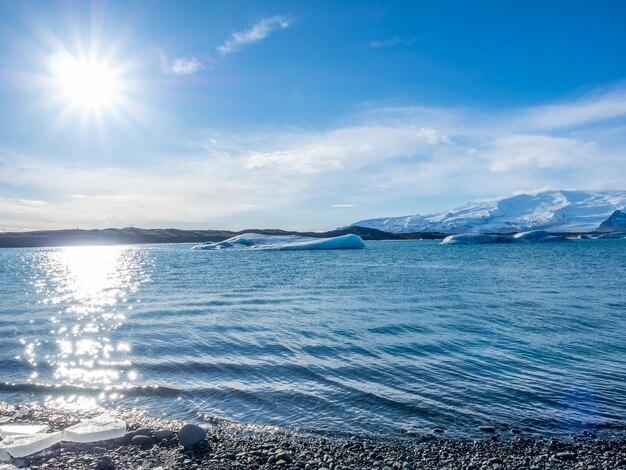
top-left (0, 226), bottom-right (447, 248)
top-left (0, 225), bottom-right (619, 248)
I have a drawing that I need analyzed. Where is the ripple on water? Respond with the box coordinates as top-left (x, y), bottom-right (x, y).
top-left (0, 240), bottom-right (625, 438)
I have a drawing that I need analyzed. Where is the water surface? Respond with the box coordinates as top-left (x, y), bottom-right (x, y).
top-left (1, 240), bottom-right (625, 438)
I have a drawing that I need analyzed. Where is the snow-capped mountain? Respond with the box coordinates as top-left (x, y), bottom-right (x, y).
top-left (351, 190), bottom-right (626, 234)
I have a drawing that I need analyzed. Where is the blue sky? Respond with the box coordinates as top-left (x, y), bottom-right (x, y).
top-left (1, 0), bottom-right (626, 230)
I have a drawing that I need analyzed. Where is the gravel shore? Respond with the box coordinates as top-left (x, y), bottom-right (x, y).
top-left (1, 403), bottom-right (625, 470)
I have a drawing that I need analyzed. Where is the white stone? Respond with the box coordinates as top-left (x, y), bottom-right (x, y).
top-left (12, 408), bottom-right (29, 419)
top-left (62, 415), bottom-right (126, 443)
top-left (0, 424), bottom-right (49, 437)
top-left (0, 464), bottom-right (19, 470)
top-left (0, 432), bottom-right (62, 458)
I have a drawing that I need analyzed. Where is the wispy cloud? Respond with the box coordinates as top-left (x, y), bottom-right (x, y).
top-left (369, 36), bottom-right (420, 48)
top-left (218, 16), bottom-right (292, 55)
top-left (160, 54), bottom-right (204, 75)
top-left (170, 57), bottom-right (202, 75)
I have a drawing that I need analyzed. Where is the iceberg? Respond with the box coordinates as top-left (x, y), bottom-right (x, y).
top-left (512, 230), bottom-right (569, 242)
top-left (441, 234), bottom-right (514, 244)
top-left (596, 231), bottom-right (626, 239)
top-left (193, 233), bottom-right (366, 251)
top-left (62, 415), bottom-right (126, 443)
top-left (0, 424), bottom-right (49, 437)
top-left (0, 432), bottom-right (62, 458)
top-left (442, 230), bottom-right (569, 245)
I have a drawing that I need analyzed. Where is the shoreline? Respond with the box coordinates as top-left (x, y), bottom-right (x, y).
top-left (1, 402), bottom-right (625, 469)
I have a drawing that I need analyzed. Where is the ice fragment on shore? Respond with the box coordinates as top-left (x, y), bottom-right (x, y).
top-left (62, 415), bottom-right (126, 443)
top-left (0, 424), bottom-right (49, 437)
top-left (0, 418), bottom-right (10, 424)
top-left (0, 464), bottom-right (19, 469)
top-left (0, 432), bottom-right (62, 458)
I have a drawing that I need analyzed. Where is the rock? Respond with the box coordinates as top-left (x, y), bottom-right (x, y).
top-left (97, 456), bottom-right (116, 470)
top-left (154, 429), bottom-right (173, 441)
top-left (131, 435), bottom-right (153, 449)
top-left (556, 451), bottom-right (576, 461)
top-left (178, 424), bottom-right (207, 449)
top-left (478, 426), bottom-right (496, 433)
top-left (276, 452), bottom-right (293, 463)
top-left (432, 428), bottom-right (444, 433)
top-left (134, 427), bottom-right (152, 437)
top-left (511, 428), bottom-right (521, 434)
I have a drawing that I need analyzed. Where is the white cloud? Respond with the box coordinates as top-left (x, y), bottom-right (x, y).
top-left (218, 16), bottom-right (292, 55)
top-left (517, 85), bottom-right (626, 130)
top-left (169, 57), bottom-right (202, 75)
top-left (2, 84), bottom-right (626, 230)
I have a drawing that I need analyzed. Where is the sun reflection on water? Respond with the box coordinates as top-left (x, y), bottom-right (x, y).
top-left (22, 245), bottom-right (148, 407)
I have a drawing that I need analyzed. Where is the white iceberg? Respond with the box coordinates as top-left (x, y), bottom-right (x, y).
top-left (0, 424), bottom-right (49, 437)
top-left (441, 234), bottom-right (514, 244)
top-left (0, 432), bottom-right (62, 458)
top-left (62, 415), bottom-right (126, 443)
top-left (193, 233), bottom-right (366, 251)
top-left (596, 231), bottom-right (626, 239)
top-left (442, 230), bottom-right (570, 245)
top-left (512, 230), bottom-right (569, 242)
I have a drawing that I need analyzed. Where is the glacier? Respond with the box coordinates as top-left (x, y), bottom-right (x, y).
top-left (352, 190), bottom-right (626, 234)
top-left (193, 233), bottom-right (366, 251)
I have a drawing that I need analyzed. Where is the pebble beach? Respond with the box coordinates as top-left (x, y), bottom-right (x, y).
top-left (2, 403), bottom-right (625, 470)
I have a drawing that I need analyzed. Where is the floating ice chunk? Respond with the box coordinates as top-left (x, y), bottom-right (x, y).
top-left (62, 415), bottom-right (126, 443)
top-left (0, 432), bottom-right (62, 458)
top-left (193, 233), bottom-right (366, 251)
top-left (513, 230), bottom-right (568, 242)
top-left (0, 424), bottom-right (49, 437)
top-left (0, 449), bottom-right (9, 463)
top-left (441, 234), bottom-right (514, 244)
top-left (596, 231), bottom-right (626, 239)
top-left (0, 417), bottom-right (10, 424)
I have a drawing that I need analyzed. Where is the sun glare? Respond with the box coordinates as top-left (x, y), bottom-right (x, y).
top-left (50, 52), bottom-right (122, 110)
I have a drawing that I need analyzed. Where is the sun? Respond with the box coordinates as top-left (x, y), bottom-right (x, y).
top-left (49, 52), bottom-right (122, 111)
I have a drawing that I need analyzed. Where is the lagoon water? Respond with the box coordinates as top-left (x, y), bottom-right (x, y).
top-left (1, 240), bottom-right (625, 438)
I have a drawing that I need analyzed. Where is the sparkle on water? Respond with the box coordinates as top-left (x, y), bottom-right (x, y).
top-left (10, 246), bottom-right (148, 410)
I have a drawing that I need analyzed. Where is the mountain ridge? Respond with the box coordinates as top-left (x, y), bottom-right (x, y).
top-left (352, 190), bottom-right (626, 234)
